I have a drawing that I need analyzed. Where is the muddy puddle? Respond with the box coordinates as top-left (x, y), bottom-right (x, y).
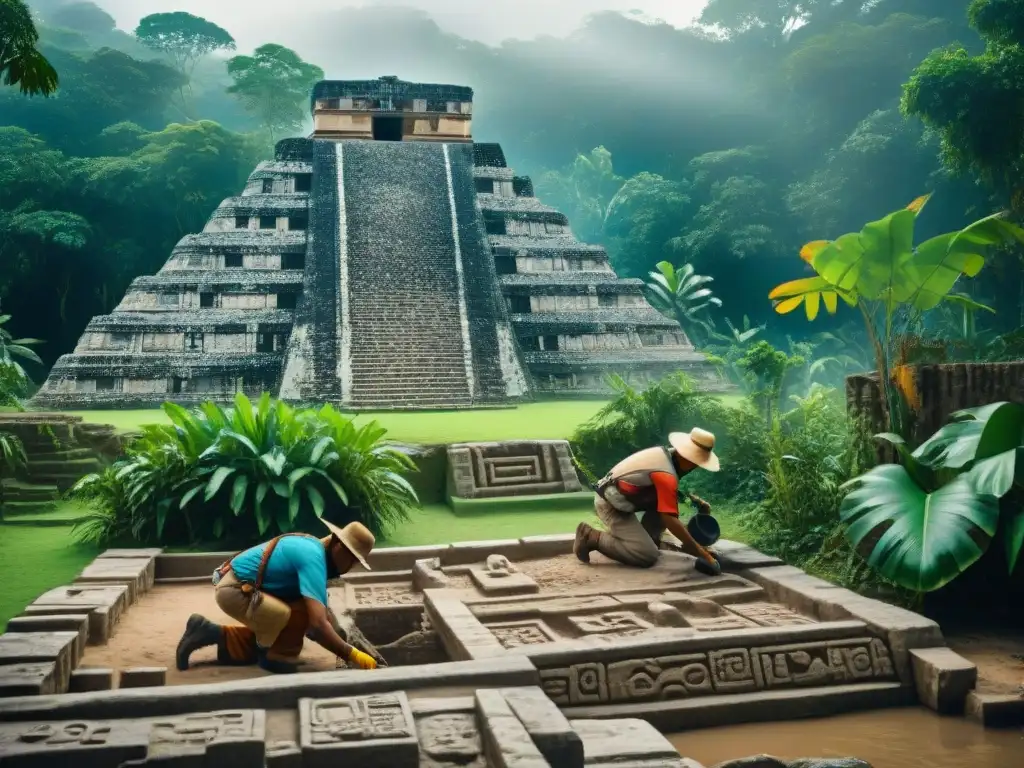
top-left (669, 707), bottom-right (1023, 767)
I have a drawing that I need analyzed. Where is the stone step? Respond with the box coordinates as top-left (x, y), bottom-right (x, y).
top-left (0, 506), bottom-right (89, 527)
top-left (26, 458), bottom-right (102, 474)
top-left (1, 480), bottom-right (61, 502)
top-left (1, 500), bottom-right (58, 517)
top-left (348, 384), bottom-right (473, 394)
top-left (24, 447), bottom-right (96, 461)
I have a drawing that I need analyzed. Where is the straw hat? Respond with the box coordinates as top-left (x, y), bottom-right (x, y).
top-left (669, 428), bottom-right (721, 472)
top-left (321, 520), bottom-right (375, 570)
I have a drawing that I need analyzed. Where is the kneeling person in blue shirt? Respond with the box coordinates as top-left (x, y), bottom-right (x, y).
top-left (175, 519), bottom-right (378, 673)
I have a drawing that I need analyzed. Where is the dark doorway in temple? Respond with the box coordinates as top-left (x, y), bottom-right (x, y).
top-left (372, 116), bottom-right (403, 141)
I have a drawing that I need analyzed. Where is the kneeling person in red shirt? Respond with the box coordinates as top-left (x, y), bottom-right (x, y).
top-left (574, 428), bottom-right (722, 575)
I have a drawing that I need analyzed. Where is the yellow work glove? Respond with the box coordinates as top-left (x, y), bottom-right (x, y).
top-left (347, 648), bottom-right (378, 670)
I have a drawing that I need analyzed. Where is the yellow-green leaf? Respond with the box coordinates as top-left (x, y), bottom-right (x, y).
top-left (805, 291), bottom-right (821, 320)
top-left (906, 193), bottom-right (932, 215)
top-left (800, 240), bottom-right (829, 263)
top-left (810, 233), bottom-right (866, 293)
top-left (774, 296), bottom-right (804, 314)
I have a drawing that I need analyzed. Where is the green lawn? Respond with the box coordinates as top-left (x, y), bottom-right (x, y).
top-left (68, 396), bottom-right (744, 445)
top-left (0, 526), bottom-right (99, 631)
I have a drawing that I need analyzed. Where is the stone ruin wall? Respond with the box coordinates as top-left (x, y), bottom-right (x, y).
top-left (846, 362), bottom-right (1024, 449)
top-left (0, 534), bottom-right (1007, 768)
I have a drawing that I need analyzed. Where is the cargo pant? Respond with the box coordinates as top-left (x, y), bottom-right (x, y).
top-left (215, 570), bottom-right (310, 664)
top-left (593, 486), bottom-right (665, 568)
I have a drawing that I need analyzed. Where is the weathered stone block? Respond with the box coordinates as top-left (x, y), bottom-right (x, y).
top-left (4, 614), bottom-right (90, 661)
top-left (76, 557), bottom-right (153, 602)
top-left (787, 760), bottom-right (873, 768)
top-left (909, 647), bottom-right (977, 714)
top-left (0, 631), bottom-right (80, 694)
top-left (411, 558), bottom-right (448, 591)
top-left (299, 693), bottom-right (419, 768)
top-left (569, 718), bottom-right (683, 765)
top-left (965, 691), bottom-right (1024, 727)
top-left (713, 541), bottom-right (784, 570)
top-left (120, 668), bottom-right (167, 689)
top-left (518, 533), bottom-right (575, 559)
top-left (447, 440), bottom-right (583, 499)
top-left (23, 584), bottom-right (129, 644)
top-left (69, 668), bottom-right (114, 693)
top-left (424, 590), bottom-right (506, 661)
top-left (0, 718), bottom-right (150, 766)
top-left (474, 688), bottom-right (549, 768)
top-left (470, 565), bottom-right (539, 596)
top-left (501, 686), bottom-right (583, 768)
top-left (0, 663), bottom-right (58, 698)
top-left (266, 740), bottom-right (302, 768)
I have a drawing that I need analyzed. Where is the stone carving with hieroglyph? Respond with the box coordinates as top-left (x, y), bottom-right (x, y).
top-left (348, 584), bottom-right (423, 608)
top-left (725, 601), bottom-right (817, 627)
top-left (300, 693), bottom-right (419, 768)
top-left (569, 611), bottom-right (654, 635)
top-left (488, 619), bottom-right (558, 649)
top-left (538, 637), bottom-right (897, 706)
top-left (417, 712), bottom-right (486, 768)
top-left (446, 440), bottom-right (583, 499)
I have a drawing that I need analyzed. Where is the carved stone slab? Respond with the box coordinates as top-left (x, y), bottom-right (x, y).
top-left (22, 584), bottom-right (129, 644)
top-left (146, 709), bottom-right (266, 765)
top-left (0, 631), bottom-right (81, 694)
top-left (299, 693), bottom-right (419, 768)
top-left (0, 719), bottom-right (149, 766)
top-left (488, 620), bottom-right (559, 650)
top-left (344, 582), bottom-right (423, 609)
top-left (0, 662), bottom-right (58, 698)
top-left (412, 698), bottom-right (485, 768)
top-left (569, 611), bottom-right (655, 636)
top-left (539, 636), bottom-right (897, 706)
top-left (725, 602), bottom-right (816, 628)
top-left (447, 440), bottom-right (583, 499)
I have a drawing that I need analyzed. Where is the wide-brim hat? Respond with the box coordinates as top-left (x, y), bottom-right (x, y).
top-left (321, 520), bottom-right (375, 570)
top-left (669, 428), bottom-right (720, 473)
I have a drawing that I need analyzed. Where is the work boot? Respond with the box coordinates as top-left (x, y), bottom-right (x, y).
top-left (574, 522), bottom-right (600, 564)
top-left (175, 614), bottom-right (222, 671)
top-left (256, 647), bottom-right (299, 674)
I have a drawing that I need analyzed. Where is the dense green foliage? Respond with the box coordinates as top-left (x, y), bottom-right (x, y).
top-left (70, 394), bottom-right (419, 547)
top-left (842, 402), bottom-right (1024, 592)
top-left (1, 0), bottom-right (58, 95)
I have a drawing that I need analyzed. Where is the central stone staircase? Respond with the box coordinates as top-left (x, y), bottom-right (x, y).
top-left (341, 141), bottom-right (474, 409)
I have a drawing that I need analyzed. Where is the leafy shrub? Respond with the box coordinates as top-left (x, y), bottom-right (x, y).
top-left (570, 373), bottom-right (729, 483)
top-left (841, 401), bottom-right (1024, 592)
top-left (71, 394), bottom-right (418, 547)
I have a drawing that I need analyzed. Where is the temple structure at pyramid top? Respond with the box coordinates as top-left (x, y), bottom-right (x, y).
top-left (34, 77), bottom-right (720, 410)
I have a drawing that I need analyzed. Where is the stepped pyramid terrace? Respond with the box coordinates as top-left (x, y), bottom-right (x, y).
top-left (34, 76), bottom-right (718, 410)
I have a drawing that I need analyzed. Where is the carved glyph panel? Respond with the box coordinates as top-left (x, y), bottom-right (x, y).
top-left (488, 620), bottom-right (558, 649)
top-left (569, 611), bottom-right (654, 635)
top-left (348, 583), bottom-right (423, 608)
top-left (447, 440), bottom-right (583, 498)
top-left (725, 601), bottom-right (816, 627)
top-left (539, 636), bottom-right (897, 706)
top-left (300, 693), bottom-right (420, 768)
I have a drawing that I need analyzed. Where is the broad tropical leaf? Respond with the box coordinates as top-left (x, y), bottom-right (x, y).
top-left (769, 276), bottom-right (854, 319)
top-left (840, 465), bottom-right (1000, 592)
top-left (915, 402), bottom-right (1024, 471)
top-left (1004, 509), bottom-right (1024, 575)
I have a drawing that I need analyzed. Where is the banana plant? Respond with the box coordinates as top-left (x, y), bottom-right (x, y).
top-left (645, 261), bottom-right (722, 344)
top-left (0, 313), bottom-right (43, 407)
top-left (840, 401), bottom-right (1024, 592)
top-left (768, 195), bottom-right (1024, 433)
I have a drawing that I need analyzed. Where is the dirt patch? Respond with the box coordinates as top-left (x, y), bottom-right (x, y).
top-left (517, 552), bottom-right (702, 593)
top-left (947, 630), bottom-right (1024, 696)
top-left (79, 584), bottom-right (336, 686)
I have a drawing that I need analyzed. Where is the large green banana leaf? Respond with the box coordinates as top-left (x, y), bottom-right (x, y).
top-left (840, 465), bottom-right (1000, 592)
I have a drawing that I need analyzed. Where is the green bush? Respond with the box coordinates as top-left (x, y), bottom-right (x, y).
top-left (71, 393), bottom-right (419, 547)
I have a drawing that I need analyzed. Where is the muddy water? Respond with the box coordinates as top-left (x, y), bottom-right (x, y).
top-left (668, 707), bottom-right (1023, 767)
